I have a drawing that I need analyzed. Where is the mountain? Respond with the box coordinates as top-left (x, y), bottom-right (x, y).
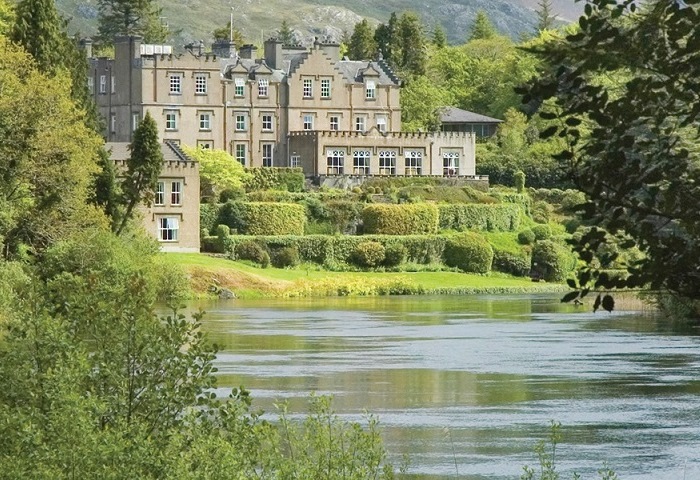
top-left (57, 0), bottom-right (583, 48)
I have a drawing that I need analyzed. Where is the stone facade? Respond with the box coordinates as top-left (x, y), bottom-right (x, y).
top-left (89, 36), bottom-right (479, 181)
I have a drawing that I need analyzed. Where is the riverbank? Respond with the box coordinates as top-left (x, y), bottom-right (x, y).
top-left (164, 253), bottom-right (568, 299)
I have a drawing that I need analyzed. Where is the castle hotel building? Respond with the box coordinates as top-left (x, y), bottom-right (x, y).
top-left (87, 36), bottom-right (477, 179)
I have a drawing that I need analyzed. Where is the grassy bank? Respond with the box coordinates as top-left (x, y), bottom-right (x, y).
top-left (165, 253), bottom-right (567, 299)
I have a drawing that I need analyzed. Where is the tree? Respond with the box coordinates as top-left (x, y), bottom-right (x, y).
top-left (348, 19), bottom-right (376, 60)
top-left (116, 111), bottom-right (163, 235)
top-left (535, 0), bottom-right (556, 32)
top-left (523, 0), bottom-right (700, 311)
top-left (374, 12), bottom-right (398, 66)
top-left (469, 10), bottom-right (496, 41)
top-left (433, 23), bottom-right (447, 49)
top-left (277, 19), bottom-right (294, 45)
top-left (10, 0), bottom-right (65, 74)
top-left (181, 146), bottom-right (250, 202)
top-left (212, 21), bottom-right (245, 47)
top-left (396, 11), bottom-right (427, 76)
top-left (0, 0), bottom-right (12, 35)
top-left (400, 75), bottom-right (454, 132)
top-left (97, 0), bottom-right (169, 45)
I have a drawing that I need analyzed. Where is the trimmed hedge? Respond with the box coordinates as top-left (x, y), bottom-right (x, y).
top-left (217, 201), bottom-right (306, 236)
top-left (200, 203), bottom-right (221, 235)
top-left (443, 232), bottom-right (494, 274)
top-left (438, 204), bottom-right (521, 232)
top-left (362, 204), bottom-right (439, 235)
top-left (352, 241), bottom-right (386, 268)
top-left (531, 224), bottom-right (552, 240)
top-left (243, 167), bottom-right (305, 192)
top-left (492, 249), bottom-right (532, 276)
top-left (532, 240), bottom-right (576, 282)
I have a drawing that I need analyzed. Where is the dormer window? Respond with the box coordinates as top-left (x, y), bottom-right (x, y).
top-left (234, 78), bottom-right (245, 97)
top-left (365, 80), bottom-right (376, 100)
top-left (258, 78), bottom-right (269, 97)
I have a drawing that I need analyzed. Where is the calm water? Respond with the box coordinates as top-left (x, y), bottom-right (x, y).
top-left (192, 294), bottom-right (700, 479)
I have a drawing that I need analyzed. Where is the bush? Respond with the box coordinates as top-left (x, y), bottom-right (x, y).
top-left (214, 224), bottom-right (235, 254)
top-left (438, 204), bottom-right (521, 232)
top-left (325, 200), bottom-right (362, 234)
top-left (514, 170), bottom-right (525, 193)
top-left (217, 201), bottom-right (248, 234)
top-left (532, 240), bottom-right (575, 282)
top-left (363, 204), bottom-right (439, 235)
top-left (383, 244), bottom-right (407, 267)
top-left (219, 202), bottom-right (306, 236)
top-left (273, 246), bottom-right (300, 268)
top-left (443, 232), bottom-right (494, 274)
top-left (531, 224), bottom-right (552, 240)
top-left (200, 203), bottom-right (221, 236)
top-left (243, 167), bottom-right (305, 192)
top-left (518, 229), bottom-right (536, 245)
top-left (235, 240), bottom-right (269, 265)
top-left (531, 200), bottom-right (554, 224)
top-left (492, 249), bottom-right (531, 276)
top-left (351, 241), bottom-right (386, 268)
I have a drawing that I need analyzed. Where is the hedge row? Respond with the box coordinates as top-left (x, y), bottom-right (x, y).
top-left (217, 201), bottom-right (306, 235)
top-left (243, 167), bottom-right (305, 192)
top-left (438, 204), bottom-right (522, 232)
top-left (362, 204), bottom-right (440, 235)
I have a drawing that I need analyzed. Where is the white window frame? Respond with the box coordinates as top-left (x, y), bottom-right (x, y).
top-left (235, 114), bottom-right (247, 131)
top-left (158, 217), bottom-right (179, 242)
top-left (132, 113), bottom-right (140, 131)
top-left (234, 78), bottom-right (245, 97)
top-left (303, 78), bottom-right (313, 98)
top-left (165, 111), bottom-right (178, 131)
top-left (195, 74), bottom-right (208, 94)
top-left (169, 74), bottom-right (182, 95)
top-left (170, 181), bottom-right (182, 205)
top-left (99, 75), bottom-right (106, 94)
top-left (443, 153), bottom-right (460, 176)
top-left (155, 181), bottom-right (165, 206)
top-left (321, 78), bottom-right (331, 98)
top-left (365, 80), bottom-right (376, 100)
top-left (199, 112), bottom-right (211, 131)
top-left (110, 113), bottom-right (116, 134)
top-left (379, 151), bottom-right (396, 175)
top-left (405, 150), bottom-right (423, 176)
top-left (377, 116), bottom-right (387, 133)
top-left (235, 144), bottom-right (246, 165)
top-left (326, 149), bottom-right (344, 175)
top-left (329, 116), bottom-right (339, 131)
top-left (262, 114), bottom-right (273, 131)
top-left (303, 114), bottom-right (314, 130)
top-left (290, 155), bottom-right (301, 168)
top-left (355, 116), bottom-right (366, 132)
top-left (262, 143), bottom-right (274, 167)
top-left (258, 78), bottom-right (269, 97)
top-left (111, 75), bottom-right (116, 94)
top-left (353, 150), bottom-right (371, 175)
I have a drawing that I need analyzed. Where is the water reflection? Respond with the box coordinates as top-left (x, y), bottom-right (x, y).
top-left (189, 295), bottom-right (700, 479)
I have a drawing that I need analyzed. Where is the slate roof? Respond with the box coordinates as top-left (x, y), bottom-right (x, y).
top-left (105, 141), bottom-right (194, 163)
top-left (440, 107), bottom-right (503, 124)
top-left (334, 60), bottom-right (400, 86)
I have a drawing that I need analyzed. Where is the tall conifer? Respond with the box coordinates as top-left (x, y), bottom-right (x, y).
top-left (469, 10), bottom-right (497, 41)
top-left (348, 19), bottom-right (376, 60)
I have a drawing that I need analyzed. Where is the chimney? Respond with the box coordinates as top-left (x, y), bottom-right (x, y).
top-left (212, 39), bottom-right (235, 59)
top-left (239, 44), bottom-right (258, 60)
top-left (115, 36), bottom-right (142, 61)
top-left (320, 42), bottom-right (340, 62)
top-left (264, 37), bottom-right (283, 70)
top-left (79, 38), bottom-right (93, 59)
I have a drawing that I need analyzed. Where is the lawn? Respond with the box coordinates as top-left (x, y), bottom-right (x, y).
top-left (164, 253), bottom-right (565, 299)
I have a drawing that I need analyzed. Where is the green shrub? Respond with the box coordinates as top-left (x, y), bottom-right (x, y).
top-left (235, 240), bottom-right (269, 265)
top-left (273, 246), bottom-right (300, 268)
top-left (213, 224), bottom-right (235, 254)
top-left (514, 170), bottom-right (525, 193)
top-left (363, 204), bottom-right (439, 235)
top-left (217, 201), bottom-right (247, 233)
top-left (200, 203), bottom-right (221, 236)
top-left (438, 204), bottom-right (521, 232)
top-left (351, 241), bottom-right (386, 268)
top-left (531, 224), bottom-right (552, 240)
top-left (383, 244), bottom-right (407, 267)
top-left (246, 190), bottom-right (295, 203)
top-left (492, 249), bottom-right (531, 276)
top-left (443, 232), bottom-right (494, 274)
top-left (518, 229), bottom-right (536, 245)
top-left (531, 240), bottom-right (575, 282)
top-left (221, 202), bottom-right (306, 236)
top-left (325, 200), bottom-right (362, 234)
top-left (531, 200), bottom-right (554, 224)
top-left (244, 167), bottom-right (305, 192)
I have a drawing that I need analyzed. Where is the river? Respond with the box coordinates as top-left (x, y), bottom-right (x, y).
top-left (193, 294), bottom-right (700, 479)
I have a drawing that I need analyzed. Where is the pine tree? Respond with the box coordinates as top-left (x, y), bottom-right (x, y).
top-left (535, 0), bottom-right (556, 32)
top-left (212, 21), bottom-right (245, 47)
top-left (116, 112), bottom-right (163, 235)
top-left (469, 10), bottom-right (497, 41)
top-left (433, 24), bottom-right (447, 49)
top-left (278, 19), bottom-right (294, 46)
top-left (11, 0), bottom-right (67, 74)
top-left (374, 12), bottom-right (398, 65)
top-left (348, 19), bottom-right (376, 60)
top-left (397, 11), bottom-right (427, 76)
top-left (97, 0), bottom-right (168, 45)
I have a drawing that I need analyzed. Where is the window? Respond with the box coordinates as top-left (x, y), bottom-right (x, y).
top-left (329, 116), bottom-right (339, 131)
top-left (87, 76), bottom-right (94, 94)
top-left (443, 152), bottom-right (460, 176)
top-left (234, 78), bottom-right (245, 97)
top-left (262, 114), bottom-right (273, 131)
top-left (303, 78), bottom-right (313, 98)
top-left (199, 112), bottom-right (211, 131)
top-left (197, 140), bottom-right (213, 149)
top-left (262, 143), bottom-right (274, 167)
top-left (99, 75), bottom-right (106, 94)
top-left (321, 79), bottom-right (331, 98)
top-left (132, 113), bottom-right (140, 131)
top-left (195, 74), bottom-right (207, 94)
top-left (290, 155), bottom-right (300, 168)
top-left (326, 149), bottom-right (344, 175)
top-left (171, 181), bottom-right (182, 205)
top-left (165, 111), bottom-right (178, 131)
top-left (155, 182), bottom-right (165, 205)
top-left (353, 150), bottom-right (370, 175)
top-left (303, 114), bottom-right (314, 130)
top-left (169, 74), bottom-right (182, 94)
top-left (355, 116), bottom-right (366, 132)
top-left (405, 150), bottom-right (423, 176)
top-left (235, 144), bottom-right (246, 165)
top-left (258, 78), bottom-right (269, 97)
top-left (365, 80), bottom-right (376, 100)
top-left (111, 75), bottom-right (116, 94)
top-left (158, 217), bottom-right (179, 241)
top-left (109, 113), bottom-right (116, 134)
top-left (379, 151), bottom-right (396, 175)
top-left (235, 114), bottom-right (246, 131)
top-left (377, 116), bottom-right (387, 133)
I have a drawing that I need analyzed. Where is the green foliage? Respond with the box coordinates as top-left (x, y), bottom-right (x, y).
top-left (352, 241), bottom-right (386, 268)
top-left (396, 11), bottom-right (427, 76)
top-left (235, 239), bottom-right (270, 266)
top-left (531, 200), bottom-right (554, 224)
top-left (212, 21), bottom-right (245, 47)
top-left (182, 146), bottom-right (251, 202)
top-left (383, 243), bottom-right (407, 267)
top-left (200, 203), bottom-right (221, 235)
top-left (532, 224), bottom-right (552, 240)
top-left (493, 249), bottom-right (531, 277)
top-left (532, 240), bottom-right (575, 282)
top-left (244, 202), bottom-right (306, 236)
top-left (518, 228), bottom-right (536, 245)
top-left (0, 0), bottom-right (13, 35)
top-left (272, 245), bottom-right (300, 268)
top-left (514, 170), bottom-right (526, 193)
top-left (535, 0), bottom-right (556, 32)
top-left (243, 167), bottom-right (305, 193)
top-left (469, 10), bottom-right (496, 41)
top-left (348, 18), bottom-right (376, 60)
top-left (97, 0), bottom-right (169, 44)
top-left (214, 224), bottom-right (235, 254)
top-left (438, 204), bottom-right (521, 232)
top-left (443, 232), bottom-right (494, 274)
top-left (400, 75), bottom-right (454, 132)
top-left (277, 19), bottom-right (294, 45)
top-left (363, 204), bottom-right (439, 235)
